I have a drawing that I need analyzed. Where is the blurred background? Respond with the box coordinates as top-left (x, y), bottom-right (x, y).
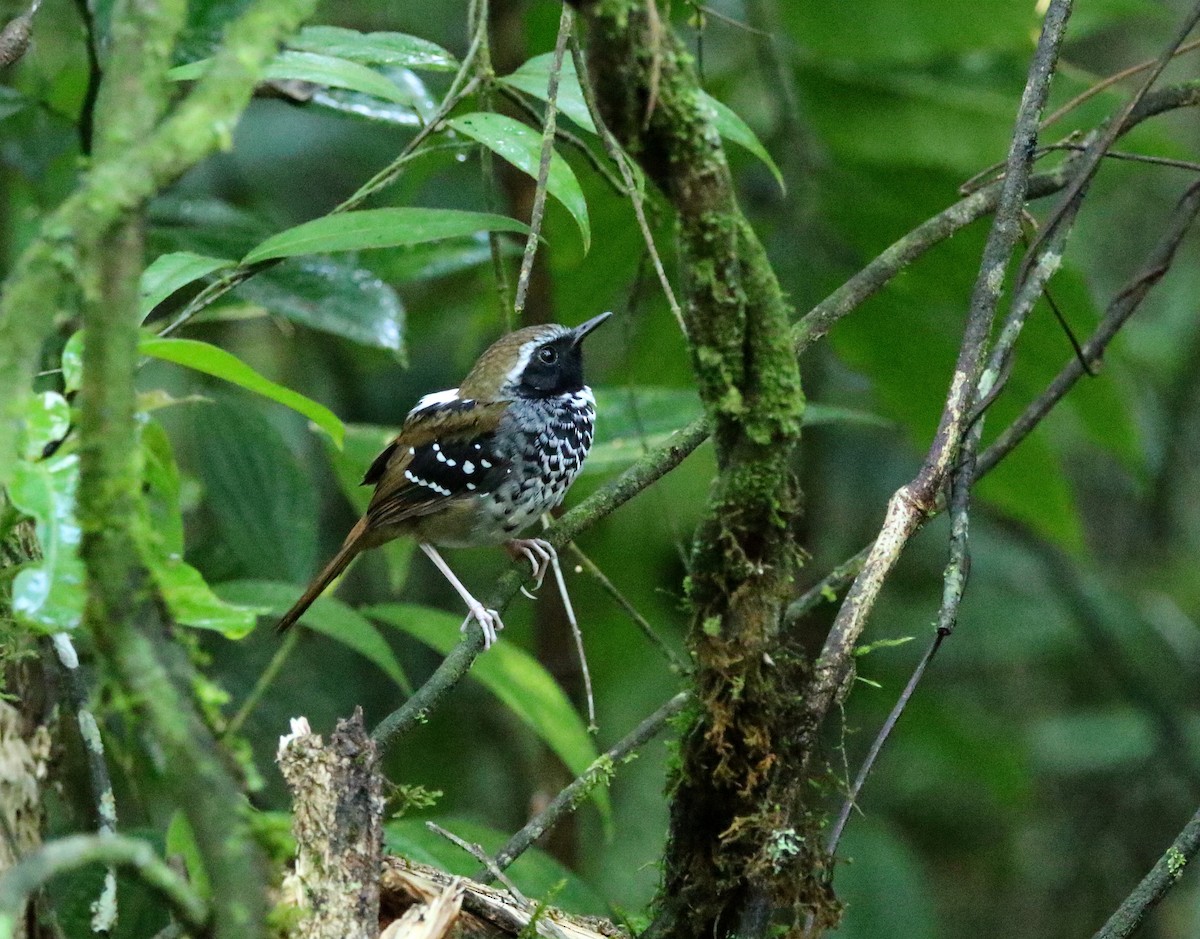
top-left (3, 0), bottom-right (1200, 935)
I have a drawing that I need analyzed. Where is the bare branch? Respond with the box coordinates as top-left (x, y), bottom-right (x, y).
top-left (797, 0), bottom-right (1075, 746)
top-left (1092, 806), bottom-right (1200, 939)
top-left (479, 692), bottom-right (687, 878)
top-left (513, 5), bottom-right (573, 318)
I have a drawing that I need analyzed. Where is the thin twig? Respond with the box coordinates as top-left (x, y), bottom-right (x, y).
top-left (791, 179), bottom-right (1200, 628)
top-left (222, 627), bottom-right (300, 741)
top-left (798, 0), bottom-right (1074, 748)
top-left (981, 178), bottom-right (1200, 474)
top-left (513, 4), bottom-right (573, 318)
top-left (1020, 1), bottom-right (1200, 288)
top-left (566, 542), bottom-right (686, 672)
top-left (1043, 35), bottom-right (1200, 128)
top-left (478, 692), bottom-right (688, 877)
top-left (1092, 805), bottom-right (1200, 939)
top-left (496, 83), bottom-right (627, 194)
top-left (825, 631), bottom-right (945, 855)
top-left (552, 543), bottom-right (596, 731)
top-left (425, 822), bottom-right (528, 903)
top-left (570, 28), bottom-right (687, 336)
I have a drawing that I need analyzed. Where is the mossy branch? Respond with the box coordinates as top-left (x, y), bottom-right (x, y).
top-left (0, 0), bottom-right (319, 485)
top-left (567, 1), bottom-right (814, 933)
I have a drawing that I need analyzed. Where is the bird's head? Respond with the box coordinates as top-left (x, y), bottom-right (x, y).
top-left (460, 312), bottom-right (611, 400)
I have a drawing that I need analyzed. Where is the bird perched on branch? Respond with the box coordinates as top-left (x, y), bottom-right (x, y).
top-left (276, 312), bottom-right (612, 647)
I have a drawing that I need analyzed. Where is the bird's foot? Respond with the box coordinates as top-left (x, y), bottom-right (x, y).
top-left (461, 603), bottom-right (504, 649)
top-left (505, 538), bottom-right (556, 596)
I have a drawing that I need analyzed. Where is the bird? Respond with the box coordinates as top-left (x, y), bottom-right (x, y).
top-left (275, 312), bottom-right (611, 647)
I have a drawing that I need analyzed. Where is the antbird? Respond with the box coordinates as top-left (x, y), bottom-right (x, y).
top-left (276, 312), bottom-right (611, 647)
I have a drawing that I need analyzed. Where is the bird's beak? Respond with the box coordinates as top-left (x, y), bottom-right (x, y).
top-left (571, 311), bottom-right (612, 346)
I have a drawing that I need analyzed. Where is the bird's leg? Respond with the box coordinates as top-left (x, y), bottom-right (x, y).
top-left (419, 543), bottom-right (503, 649)
top-left (505, 538), bottom-right (556, 593)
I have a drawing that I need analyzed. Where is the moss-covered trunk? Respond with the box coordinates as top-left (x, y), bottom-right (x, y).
top-left (568, 2), bottom-right (826, 935)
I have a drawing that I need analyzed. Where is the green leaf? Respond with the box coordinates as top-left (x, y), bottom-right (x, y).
top-left (384, 817), bottom-right (608, 914)
top-left (139, 336), bottom-right (344, 447)
top-left (699, 93), bottom-right (785, 194)
top-left (171, 50), bottom-right (413, 105)
top-left (217, 580), bottom-right (412, 694)
top-left (17, 392), bottom-right (70, 462)
top-left (365, 602), bottom-right (608, 822)
top-left (61, 331), bottom-right (84, 395)
top-left (321, 423), bottom-right (413, 589)
top-left (155, 555), bottom-right (262, 638)
top-left (137, 420), bottom-right (262, 639)
top-left (139, 251), bottom-right (234, 323)
top-left (289, 26), bottom-right (457, 71)
top-left (498, 54), bottom-right (596, 132)
top-left (242, 208), bottom-right (530, 266)
top-left (9, 454), bottom-right (85, 633)
top-left (446, 112), bottom-right (591, 251)
top-left (232, 258), bottom-right (405, 355)
top-left (165, 812), bottom-right (212, 901)
top-left (182, 400), bottom-right (318, 584)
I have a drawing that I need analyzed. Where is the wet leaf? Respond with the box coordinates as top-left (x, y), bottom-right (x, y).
top-left (242, 208), bottom-right (529, 266)
top-left (446, 112), bottom-right (591, 251)
top-left (171, 50), bottom-right (414, 105)
top-left (289, 26), bottom-right (457, 71)
top-left (233, 257), bottom-right (405, 355)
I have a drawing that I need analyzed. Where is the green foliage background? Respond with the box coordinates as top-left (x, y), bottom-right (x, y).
top-left (3, 0), bottom-right (1200, 935)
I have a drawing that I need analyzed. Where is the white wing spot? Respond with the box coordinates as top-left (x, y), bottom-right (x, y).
top-left (463, 461), bottom-right (474, 474)
top-left (432, 443), bottom-right (441, 452)
top-left (446, 459), bottom-right (456, 467)
top-left (467, 482), bottom-right (476, 491)
top-left (436, 450), bottom-right (446, 463)
top-left (481, 459), bottom-right (492, 468)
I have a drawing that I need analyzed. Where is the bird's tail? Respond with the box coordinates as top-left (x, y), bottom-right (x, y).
top-left (275, 519), bottom-right (369, 634)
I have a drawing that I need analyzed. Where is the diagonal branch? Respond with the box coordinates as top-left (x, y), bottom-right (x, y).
top-left (796, 0), bottom-right (1075, 749)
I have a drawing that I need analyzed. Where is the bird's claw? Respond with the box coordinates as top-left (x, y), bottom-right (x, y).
top-left (505, 538), bottom-right (556, 593)
top-left (462, 604), bottom-right (504, 649)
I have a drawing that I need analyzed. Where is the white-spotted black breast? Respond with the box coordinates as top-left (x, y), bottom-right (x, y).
top-left (475, 387), bottom-right (596, 543)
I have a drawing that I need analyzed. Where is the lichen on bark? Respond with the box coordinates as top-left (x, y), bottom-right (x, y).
top-left (569, 1), bottom-right (830, 934)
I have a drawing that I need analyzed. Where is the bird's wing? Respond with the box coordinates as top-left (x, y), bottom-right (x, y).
top-left (362, 396), bottom-right (511, 528)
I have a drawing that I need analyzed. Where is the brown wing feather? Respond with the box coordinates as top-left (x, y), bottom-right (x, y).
top-left (362, 399), bottom-right (509, 530)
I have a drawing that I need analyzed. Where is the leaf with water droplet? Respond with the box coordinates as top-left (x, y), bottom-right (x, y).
top-left (289, 26), bottom-right (457, 72)
top-left (446, 112), bottom-right (591, 251)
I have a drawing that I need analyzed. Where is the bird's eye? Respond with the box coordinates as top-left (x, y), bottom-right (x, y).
top-left (537, 346), bottom-right (558, 365)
